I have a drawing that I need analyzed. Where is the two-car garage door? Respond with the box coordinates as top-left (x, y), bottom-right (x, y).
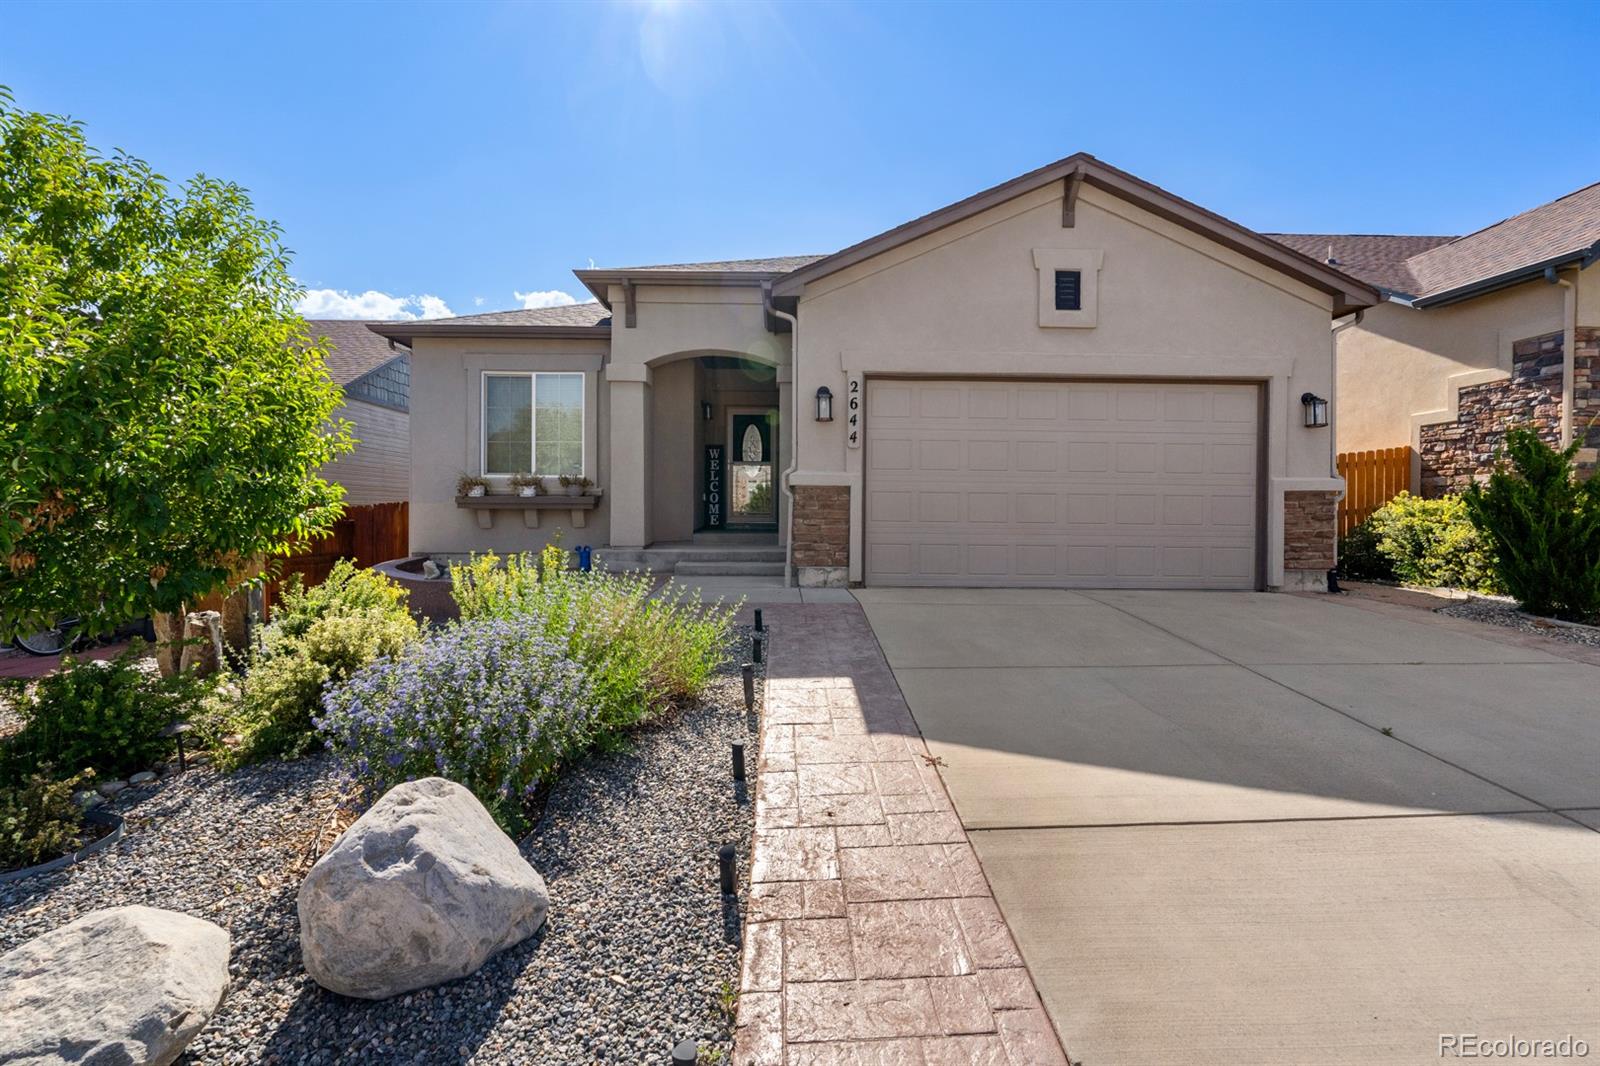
top-left (863, 379), bottom-right (1261, 589)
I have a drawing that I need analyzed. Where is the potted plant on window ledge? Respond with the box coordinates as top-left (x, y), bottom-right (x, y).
top-left (558, 475), bottom-right (593, 498)
top-left (457, 473), bottom-right (489, 498)
top-left (510, 473), bottom-right (543, 498)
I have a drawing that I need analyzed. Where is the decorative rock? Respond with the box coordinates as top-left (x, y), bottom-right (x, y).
top-left (71, 789), bottom-right (104, 810)
top-left (297, 777), bottom-right (549, 1000)
top-left (130, 771), bottom-right (158, 786)
top-left (0, 905), bottom-right (230, 1066)
top-left (98, 779), bottom-right (128, 797)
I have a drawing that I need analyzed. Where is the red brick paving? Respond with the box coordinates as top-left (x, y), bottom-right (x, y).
top-left (735, 603), bottom-right (1068, 1066)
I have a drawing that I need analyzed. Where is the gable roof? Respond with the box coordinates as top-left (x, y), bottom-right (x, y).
top-left (769, 152), bottom-right (1379, 317)
top-left (1402, 180), bottom-right (1600, 305)
top-left (366, 302), bottom-right (612, 346)
top-left (303, 318), bottom-right (409, 386)
top-left (1265, 234), bottom-right (1456, 297)
top-left (1268, 181), bottom-right (1600, 307)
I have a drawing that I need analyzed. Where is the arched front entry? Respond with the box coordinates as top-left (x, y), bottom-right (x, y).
top-left (609, 351), bottom-right (789, 548)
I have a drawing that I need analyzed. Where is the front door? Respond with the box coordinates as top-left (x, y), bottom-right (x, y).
top-left (727, 408), bottom-right (778, 527)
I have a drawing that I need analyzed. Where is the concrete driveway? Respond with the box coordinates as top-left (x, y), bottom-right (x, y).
top-left (855, 588), bottom-right (1600, 1066)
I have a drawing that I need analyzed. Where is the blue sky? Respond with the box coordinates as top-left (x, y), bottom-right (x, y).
top-left (4, 0), bottom-right (1598, 320)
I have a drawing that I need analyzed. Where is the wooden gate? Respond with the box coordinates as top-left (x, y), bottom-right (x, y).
top-left (1336, 447), bottom-right (1413, 536)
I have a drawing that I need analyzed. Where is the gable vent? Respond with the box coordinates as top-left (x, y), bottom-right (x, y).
top-left (1054, 270), bottom-right (1082, 311)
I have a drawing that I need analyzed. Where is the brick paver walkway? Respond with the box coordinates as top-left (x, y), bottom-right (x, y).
top-left (735, 603), bottom-right (1069, 1066)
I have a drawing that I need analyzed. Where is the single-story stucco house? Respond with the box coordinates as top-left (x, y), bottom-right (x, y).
top-left (1271, 180), bottom-right (1600, 496)
top-left (309, 319), bottom-right (411, 506)
top-left (368, 153), bottom-right (1380, 592)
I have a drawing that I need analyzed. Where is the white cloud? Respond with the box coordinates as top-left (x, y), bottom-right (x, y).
top-left (474, 296), bottom-right (486, 307)
top-left (514, 289), bottom-right (579, 310)
top-left (295, 288), bottom-right (455, 321)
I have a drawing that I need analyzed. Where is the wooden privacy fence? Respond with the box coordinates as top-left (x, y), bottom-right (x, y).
top-left (265, 501), bottom-right (409, 612)
top-left (1336, 446), bottom-right (1413, 536)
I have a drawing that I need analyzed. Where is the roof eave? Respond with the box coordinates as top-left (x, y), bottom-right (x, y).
top-left (1411, 242), bottom-right (1600, 309)
top-left (771, 153), bottom-right (1378, 316)
top-left (572, 268), bottom-right (798, 309)
top-left (365, 322), bottom-right (611, 346)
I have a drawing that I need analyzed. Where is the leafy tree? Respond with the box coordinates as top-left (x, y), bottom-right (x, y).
top-left (1463, 428), bottom-right (1600, 621)
top-left (0, 88), bottom-right (353, 641)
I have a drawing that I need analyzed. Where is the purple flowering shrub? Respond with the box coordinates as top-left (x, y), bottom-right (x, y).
top-left (316, 617), bottom-right (596, 830)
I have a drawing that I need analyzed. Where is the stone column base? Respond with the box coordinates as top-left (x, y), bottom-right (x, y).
top-left (1277, 569), bottom-right (1331, 593)
top-left (796, 566), bottom-right (848, 588)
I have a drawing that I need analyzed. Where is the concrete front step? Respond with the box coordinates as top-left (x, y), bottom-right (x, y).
top-left (675, 560), bottom-right (785, 577)
top-left (596, 544), bottom-right (785, 575)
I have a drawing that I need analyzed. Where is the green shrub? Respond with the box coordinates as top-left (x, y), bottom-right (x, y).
top-left (317, 618), bottom-right (597, 833)
top-left (1464, 428), bottom-right (1600, 621)
top-left (0, 644), bottom-right (207, 783)
top-left (1361, 492), bottom-right (1500, 593)
top-left (451, 545), bottom-right (737, 732)
top-left (0, 772), bottom-right (87, 871)
top-left (1337, 521), bottom-right (1395, 582)
top-left (224, 563), bottom-right (419, 765)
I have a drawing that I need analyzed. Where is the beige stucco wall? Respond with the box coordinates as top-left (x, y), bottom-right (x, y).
top-left (325, 397), bottom-right (409, 505)
top-left (789, 180), bottom-right (1341, 588)
top-left (605, 285), bottom-right (793, 547)
top-left (408, 334), bottom-right (610, 556)
top-left (1336, 280), bottom-right (1569, 453)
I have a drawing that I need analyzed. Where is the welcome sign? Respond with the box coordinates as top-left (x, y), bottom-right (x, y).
top-left (704, 444), bottom-right (725, 528)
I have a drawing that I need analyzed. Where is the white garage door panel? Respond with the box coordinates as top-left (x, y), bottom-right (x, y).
top-left (865, 380), bottom-right (1259, 589)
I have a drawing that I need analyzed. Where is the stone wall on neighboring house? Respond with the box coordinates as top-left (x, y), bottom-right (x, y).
top-left (1575, 327), bottom-right (1600, 474)
top-left (1284, 490), bottom-right (1338, 580)
top-left (1418, 330), bottom-right (1563, 496)
top-left (791, 485), bottom-right (849, 586)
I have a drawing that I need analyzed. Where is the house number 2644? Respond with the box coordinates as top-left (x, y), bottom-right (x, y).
top-left (846, 377), bottom-right (862, 449)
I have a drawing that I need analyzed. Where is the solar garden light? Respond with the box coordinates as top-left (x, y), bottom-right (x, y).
top-left (718, 844), bottom-right (737, 895)
top-left (751, 633), bottom-right (763, 664)
top-left (742, 662), bottom-right (755, 712)
top-left (731, 741), bottom-right (746, 782)
top-left (161, 721), bottom-right (194, 772)
top-left (753, 607), bottom-right (763, 632)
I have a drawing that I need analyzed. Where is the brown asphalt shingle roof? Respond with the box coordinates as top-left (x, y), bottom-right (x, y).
top-left (1269, 180), bottom-right (1600, 301)
top-left (1265, 234), bottom-right (1456, 296)
top-left (1405, 180), bottom-right (1600, 299)
top-left (302, 319), bottom-right (408, 385)
top-left (599, 255), bottom-right (827, 274)
top-left (404, 302), bottom-right (613, 329)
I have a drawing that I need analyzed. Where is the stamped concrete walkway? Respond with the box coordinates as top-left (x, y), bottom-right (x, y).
top-left (734, 603), bottom-right (1069, 1066)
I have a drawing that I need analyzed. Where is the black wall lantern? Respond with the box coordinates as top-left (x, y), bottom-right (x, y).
top-left (1300, 392), bottom-right (1329, 428)
top-left (701, 401), bottom-right (713, 422)
top-left (815, 386), bottom-right (834, 422)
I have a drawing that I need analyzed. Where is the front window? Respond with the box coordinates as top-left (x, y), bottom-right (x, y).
top-left (483, 372), bottom-right (584, 476)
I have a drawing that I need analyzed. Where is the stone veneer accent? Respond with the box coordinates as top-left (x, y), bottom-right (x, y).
top-left (1418, 331), bottom-right (1564, 496)
top-left (1576, 327), bottom-right (1600, 473)
top-left (791, 485), bottom-right (850, 570)
top-left (1284, 490), bottom-right (1338, 573)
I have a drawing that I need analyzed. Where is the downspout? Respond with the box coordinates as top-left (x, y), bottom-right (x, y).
top-left (764, 283), bottom-right (801, 587)
top-left (1328, 309), bottom-right (1365, 478)
top-left (1545, 266), bottom-right (1578, 447)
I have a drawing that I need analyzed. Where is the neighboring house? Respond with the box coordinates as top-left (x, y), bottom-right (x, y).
top-left (308, 318), bottom-right (412, 505)
top-left (371, 153), bottom-right (1376, 591)
top-left (1271, 181), bottom-right (1600, 496)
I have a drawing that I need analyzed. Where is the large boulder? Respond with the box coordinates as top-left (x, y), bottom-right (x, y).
top-left (298, 777), bottom-right (548, 1000)
top-left (0, 905), bottom-right (230, 1066)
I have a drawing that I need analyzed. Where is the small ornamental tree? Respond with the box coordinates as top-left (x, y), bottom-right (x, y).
top-left (1463, 428), bottom-right (1600, 622)
top-left (0, 89), bottom-right (353, 642)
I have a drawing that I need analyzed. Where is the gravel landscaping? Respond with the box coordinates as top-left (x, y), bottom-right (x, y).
top-left (0, 634), bottom-right (764, 1065)
top-left (1438, 597), bottom-right (1600, 647)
